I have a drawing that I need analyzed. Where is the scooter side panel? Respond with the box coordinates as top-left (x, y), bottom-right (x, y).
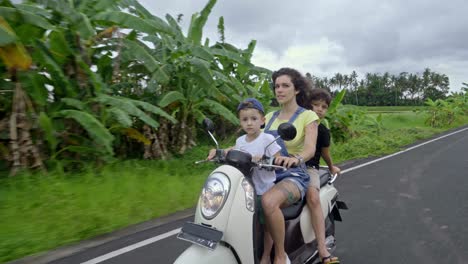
top-left (173, 244), bottom-right (237, 264)
top-left (300, 185), bottom-right (337, 243)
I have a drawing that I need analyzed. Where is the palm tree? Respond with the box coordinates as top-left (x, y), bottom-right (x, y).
top-left (350, 71), bottom-right (358, 105)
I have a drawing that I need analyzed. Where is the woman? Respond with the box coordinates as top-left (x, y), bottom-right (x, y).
top-left (261, 68), bottom-right (337, 264)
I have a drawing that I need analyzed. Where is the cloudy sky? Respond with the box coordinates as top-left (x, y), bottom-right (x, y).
top-left (138, 0), bottom-right (467, 92)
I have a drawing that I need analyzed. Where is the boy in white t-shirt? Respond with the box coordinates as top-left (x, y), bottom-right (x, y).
top-left (233, 99), bottom-right (282, 195)
top-left (207, 98), bottom-right (281, 261)
top-left (208, 98), bottom-right (281, 193)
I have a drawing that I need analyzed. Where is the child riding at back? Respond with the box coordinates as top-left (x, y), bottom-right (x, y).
top-left (305, 88), bottom-right (341, 264)
top-left (306, 88), bottom-right (340, 176)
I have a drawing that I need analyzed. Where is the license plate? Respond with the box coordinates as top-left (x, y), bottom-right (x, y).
top-left (177, 222), bottom-right (223, 250)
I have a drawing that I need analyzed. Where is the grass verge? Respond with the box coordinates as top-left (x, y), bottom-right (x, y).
top-left (332, 111), bottom-right (467, 163)
top-left (0, 151), bottom-right (215, 262)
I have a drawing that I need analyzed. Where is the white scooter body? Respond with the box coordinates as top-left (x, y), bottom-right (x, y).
top-left (175, 165), bottom-right (253, 264)
top-left (175, 120), bottom-right (347, 264)
top-left (174, 164), bottom-right (345, 264)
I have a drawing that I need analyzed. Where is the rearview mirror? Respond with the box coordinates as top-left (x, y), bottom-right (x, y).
top-left (278, 123), bottom-right (296, 141)
top-left (202, 118), bottom-right (215, 133)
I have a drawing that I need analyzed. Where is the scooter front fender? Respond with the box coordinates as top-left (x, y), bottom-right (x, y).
top-left (173, 244), bottom-right (238, 264)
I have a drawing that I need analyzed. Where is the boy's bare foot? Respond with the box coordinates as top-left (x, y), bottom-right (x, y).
top-left (273, 253), bottom-right (290, 264)
top-left (259, 256), bottom-right (271, 264)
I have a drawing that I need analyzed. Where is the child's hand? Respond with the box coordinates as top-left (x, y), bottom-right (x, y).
top-left (330, 165), bottom-right (341, 175)
top-left (252, 155), bottom-right (262, 163)
top-left (207, 149), bottom-right (217, 160)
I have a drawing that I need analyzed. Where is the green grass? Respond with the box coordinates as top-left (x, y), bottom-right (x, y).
top-left (364, 105), bottom-right (426, 112)
top-left (0, 156), bottom-right (214, 262)
top-left (1, 108), bottom-right (467, 262)
top-left (331, 110), bottom-right (468, 163)
top-left (369, 111), bottom-right (428, 129)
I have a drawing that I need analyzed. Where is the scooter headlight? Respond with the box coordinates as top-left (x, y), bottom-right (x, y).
top-left (200, 172), bottom-right (230, 220)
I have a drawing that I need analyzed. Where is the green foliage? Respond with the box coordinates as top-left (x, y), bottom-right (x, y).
top-left (0, 22), bottom-right (16, 45)
top-left (158, 91), bottom-right (186, 107)
top-left (93, 11), bottom-right (173, 35)
top-left (309, 68), bottom-right (451, 106)
top-left (325, 89), bottom-right (371, 142)
top-left (330, 108), bottom-right (465, 164)
top-left (423, 94), bottom-right (465, 127)
top-left (94, 95), bottom-right (160, 128)
top-left (108, 107), bottom-right (132, 128)
top-left (0, 0), bottom-right (271, 172)
top-left (187, 0), bottom-right (216, 44)
top-left (58, 110), bottom-right (115, 155)
top-left (217, 16), bottom-right (225, 43)
top-left (38, 112), bottom-right (58, 155)
top-left (0, 158), bottom-right (211, 262)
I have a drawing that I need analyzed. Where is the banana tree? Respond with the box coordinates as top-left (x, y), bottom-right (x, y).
top-left (424, 98), bottom-right (462, 128)
top-left (115, 0), bottom-right (271, 155)
top-left (0, 0), bottom-right (177, 172)
top-left (0, 12), bottom-right (43, 175)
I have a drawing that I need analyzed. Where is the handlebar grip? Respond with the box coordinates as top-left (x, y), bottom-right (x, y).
top-left (271, 157), bottom-right (298, 168)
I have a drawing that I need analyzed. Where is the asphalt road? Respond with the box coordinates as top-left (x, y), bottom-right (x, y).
top-left (24, 127), bottom-right (468, 264)
top-left (334, 127), bottom-right (468, 263)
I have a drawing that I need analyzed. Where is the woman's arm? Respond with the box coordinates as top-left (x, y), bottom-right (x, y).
top-left (298, 121), bottom-right (318, 161)
top-left (274, 120), bottom-right (318, 168)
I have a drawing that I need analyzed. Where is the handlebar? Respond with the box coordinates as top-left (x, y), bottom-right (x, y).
top-left (256, 162), bottom-right (287, 171)
top-left (328, 173), bottom-right (338, 184)
top-left (196, 152), bottom-right (302, 173)
top-left (196, 149), bottom-right (226, 164)
top-left (195, 155), bottom-right (290, 172)
top-left (254, 156), bottom-right (299, 171)
top-left (194, 159), bottom-right (213, 165)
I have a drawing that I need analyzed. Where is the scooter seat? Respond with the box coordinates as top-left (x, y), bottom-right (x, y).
top-left (280, 170), bottom-right (331, 220)
top-left (281, 197), bottom-right (306, 220)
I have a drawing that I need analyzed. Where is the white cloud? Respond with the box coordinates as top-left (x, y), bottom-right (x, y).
top-left (138, 0), bottom-right (468, 92)
top-left (252, 38), bottom-right (347, 77)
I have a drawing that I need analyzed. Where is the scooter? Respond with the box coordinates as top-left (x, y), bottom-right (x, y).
top-left (174, 119), bottom-right (348, 264)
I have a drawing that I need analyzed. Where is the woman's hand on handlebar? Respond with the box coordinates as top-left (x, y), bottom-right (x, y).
top-left (274, 156), bottom-right (299, 168)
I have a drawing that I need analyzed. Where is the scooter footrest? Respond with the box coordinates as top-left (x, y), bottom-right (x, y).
top-left (336, 200), bottom-right (348, 210)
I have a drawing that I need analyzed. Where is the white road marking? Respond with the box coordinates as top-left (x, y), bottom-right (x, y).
top-left (81, 228), bottom-right (181, 264)
top-left (341, 126), bottom-right (468, 174)
top-left (83, 126), bottom-right (468, 263)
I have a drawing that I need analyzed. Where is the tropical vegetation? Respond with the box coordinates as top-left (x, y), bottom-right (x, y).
top-left (307, 68), bottom-right (452, 106)
top-left (0, 0), bottom-right (271, 175)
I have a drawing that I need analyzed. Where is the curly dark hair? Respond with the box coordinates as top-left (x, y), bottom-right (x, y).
top-left (272, 67), bottom-right (312, 108)
top-left (310, 88), bottom-right (332, 106)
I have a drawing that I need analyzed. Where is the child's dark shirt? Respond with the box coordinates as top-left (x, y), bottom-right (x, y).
top-left (305, 122), bottom-right (330, 169)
